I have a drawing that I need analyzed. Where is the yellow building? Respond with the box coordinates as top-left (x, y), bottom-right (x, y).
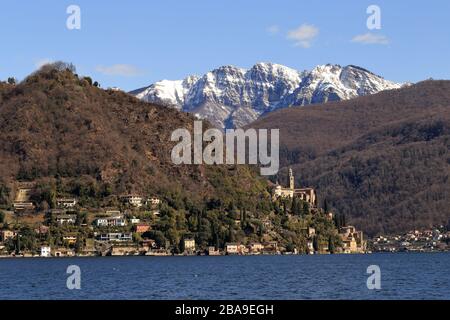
top-left (183, 238), bottom-right (196, 253)
top-left (0, 230), bottom-right (16, 242)
top-left (63, 235), bottom-right (78, 245)
top-left (339, 226), bottom-right (366, 253)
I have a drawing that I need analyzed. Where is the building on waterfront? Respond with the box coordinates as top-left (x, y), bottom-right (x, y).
top-left (53, 248), bottom-right (75, 257)
top-left (183, 238), bottom-right (196, 253)
top-left (273, 168), bottom-right (317, 206)
top-left (207, 246), bottom-right (220, 256)
top-left (339, 226), bottom-right (366, 253)
top-left (225, 243), bottom-right (240, 254)
top-left (40, 246), bottom-right (51, 257)
top-left (262, 241), bottom-right (279, 254)
top-left (248, 242), bottom-right (264, 254)
top-left (307, 241), bottom-right (314, 254)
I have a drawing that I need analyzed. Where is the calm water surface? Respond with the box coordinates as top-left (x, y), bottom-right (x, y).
top-left (0, 253), bottom-right (448, 299)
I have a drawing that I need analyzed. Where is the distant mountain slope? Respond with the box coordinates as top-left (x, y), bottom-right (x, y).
top-left (0, 63), bottom-right (267, 208)
top-left (249, 80), bottom-right (450, 235)
top-left (132, 63), bottom-right (402, 129)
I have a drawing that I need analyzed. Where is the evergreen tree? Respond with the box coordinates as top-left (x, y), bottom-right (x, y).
top-left (323, 199), bottom-right (329, 213)
top-left (291, 198), bottom-right (297, 215)
top-left (312, 235), bottom-right (319, 252)
top-left (214, 231), bottom-right (220, 250)
top-left (328, 236), bottom-right (335, 254)
top-left (302, 202), bottom-right (310, 216)
top-left (15, 233), bottom-right (20, 254)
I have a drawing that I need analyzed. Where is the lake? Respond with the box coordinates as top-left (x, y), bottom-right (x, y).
top-left (0, 253), bottom-right (448, 300)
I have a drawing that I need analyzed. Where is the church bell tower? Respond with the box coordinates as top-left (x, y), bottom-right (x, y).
top-left (289, 168), bottom-right (295, 190)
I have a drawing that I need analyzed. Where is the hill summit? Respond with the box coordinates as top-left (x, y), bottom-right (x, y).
top-left (0, 62), bottom-right (267, 208)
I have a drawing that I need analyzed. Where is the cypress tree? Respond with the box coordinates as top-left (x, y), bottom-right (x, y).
top-left (323, 199), bottom-right (329, 213)
top-left (312, 235), bottom-right (319, 252)
top-left (291, 198), bottom-right (297, 215)
top-left (328, 236), bottom-right (335, 254)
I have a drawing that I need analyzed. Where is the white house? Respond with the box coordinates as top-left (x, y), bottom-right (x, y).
top-left (56, 215), bottom-right (77, 225)
top-left (130, 217), bottom-right (141, 224)
top-left (146, 197), bottom-right (161, 206)
top-left (99, 233), bottom-right (133, 242)
top-left (121, 195), bottom-right (143, 207)
top-left (40, 246), bottom-right (51, 257)
top-left (95, 216), bottom-right (126, 227)
top-left (95, 218), bottom-right (109, 227)
top-left (56, 198), bottom-right (77, 208)
top-left (225, 243), bottom-right (240, 254)
top-left (307, 241), bottom-right (314, 254)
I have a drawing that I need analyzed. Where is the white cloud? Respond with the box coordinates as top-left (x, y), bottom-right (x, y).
top-left (287, 24), bottom-right (319, 48)
top-left (267, 25), bottom-right (280, 35)
top-left (351, 32), bottom-right (389, 45)
top-left (35, 58), bottom-right (53, 69)
top-left (95, 64), bottom-right (143, 77)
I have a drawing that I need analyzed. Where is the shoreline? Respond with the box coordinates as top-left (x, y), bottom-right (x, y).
top-left (1, 251), bottom-right (448, 259)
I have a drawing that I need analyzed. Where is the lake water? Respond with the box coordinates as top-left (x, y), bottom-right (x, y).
top-left (0, 253), bottom-right (448, 300)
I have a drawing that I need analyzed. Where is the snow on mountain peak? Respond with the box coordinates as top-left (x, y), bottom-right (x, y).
top-left (132, 63), bottom-right (403, 128)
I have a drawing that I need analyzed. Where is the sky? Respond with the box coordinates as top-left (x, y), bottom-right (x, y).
top-left (0, 0), bottom-right (449, 91)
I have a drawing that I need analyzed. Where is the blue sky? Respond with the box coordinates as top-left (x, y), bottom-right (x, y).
top-left (0, 0), bottom-right (449, 91)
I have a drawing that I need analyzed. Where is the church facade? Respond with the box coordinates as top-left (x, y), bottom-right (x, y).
top-left (273, 168), bottom-right (317, 206)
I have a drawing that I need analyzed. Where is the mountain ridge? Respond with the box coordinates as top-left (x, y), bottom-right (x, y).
top-left (132, 62), bottom-right (404, 128)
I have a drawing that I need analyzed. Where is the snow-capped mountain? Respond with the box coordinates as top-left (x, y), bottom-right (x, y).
top-left (132, 63), bottom-right (403, 128)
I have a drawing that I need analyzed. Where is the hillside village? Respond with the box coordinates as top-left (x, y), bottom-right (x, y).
top-left (0, 169), bottom-right (369, 257)
top-left (4, 65), bottom-right (445, 258)
top-left (1, 64), bottom-right (448, 259)
top-left (369, 227), bottom-right (450, 253)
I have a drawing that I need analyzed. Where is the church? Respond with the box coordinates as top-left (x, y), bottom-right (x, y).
top-left (273, 168), bottom-right (317, 206)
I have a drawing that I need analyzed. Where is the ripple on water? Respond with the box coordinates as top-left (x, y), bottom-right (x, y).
top-left (0, 253), bottom-right (449, 299)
